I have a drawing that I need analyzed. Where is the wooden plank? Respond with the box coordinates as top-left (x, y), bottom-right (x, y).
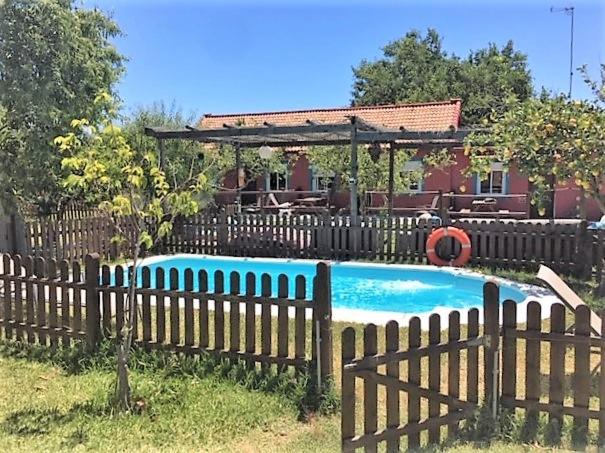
top-left (184, 268), bottom-right (194, 348)
top-left (59, 260), bottom-right (70, 346)
top-left (47, 259), bottom-right (58, 348)
top-left (114, 265), bottom-right (124, 340)
top-left (572, 305), bottom-right (590, 446)
top-left (385, 320), bottom-right (400, 452)
top-left (35, 257), bottom-right (47, 345)
top-left (525, 301), bottom-right (541, 441)
top-left (501, 300), bottom-right (517, 408)
top-left (548, 303), bottom-right (565, 441)
top-left (294, 275), bottom-right (306, 363)
top-left (229, 271), bottom-right (241, 352)
top-left (101, 265), bottom-right (112, 337)
top-left (141, 267), bottom-right (152, 344)
top-left (408, 316), bottom-right (421, 449)
top-left (2, 255), bottom-right (13, 340)
top-left (448, 311), bottom-right (460, 439)
top-left (483, 282), bottom-right (499, 405)
top-left (155, 267), bottom-right (166, 344)
top-left (23, 256), bottom-right (35, 343)
top-left (466, 308), bottom-right (479, 404)
top-left (277, 274), bottom-right (289, 367)
top-left (363, 323), bottom-right (378, 453)
top-left (600, 310), bottom-right (605, 447)
top-left (198, 270), bottom-right (209, 348)
top-left (214, 270), bottom-right (225, 350)
top-left (261, 273), bottom-right (272, 363)
top-left (341, 327), bottom-right (356, 448)
top-left (428, 313), bottom-right (441, 445)
top-left (245, 272), bottom-right (256, 365)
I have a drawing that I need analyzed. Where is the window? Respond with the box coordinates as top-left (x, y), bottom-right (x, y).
top-left (476, 162), bottom-right (508, 195)
top-left (401, 160), bottom-right (424, 192)
top-left (311, 168), bottom-right (336, 192)
top-left (266, 171), bottom-right (288, 191)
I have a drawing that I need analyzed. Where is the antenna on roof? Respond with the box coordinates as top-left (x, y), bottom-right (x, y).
top-left (550, 5), bottom-right (575, 97)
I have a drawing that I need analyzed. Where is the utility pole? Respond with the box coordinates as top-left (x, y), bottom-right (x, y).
top-left (550, 5), bottom-right (575, 98)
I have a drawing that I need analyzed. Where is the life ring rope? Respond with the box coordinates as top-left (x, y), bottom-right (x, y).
top-left (426, 226), bottom-right (472, 267)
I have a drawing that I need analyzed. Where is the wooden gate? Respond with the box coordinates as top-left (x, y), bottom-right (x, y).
top-left (340, 284), bottom-right (501, 452)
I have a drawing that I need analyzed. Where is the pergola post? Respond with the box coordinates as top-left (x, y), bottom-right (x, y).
top-left (349, 117), bottom-right (359, 225)
top-left (235, 143), bottom-right (242, 214)
top-left (387, 143), bottom-right (395, 217)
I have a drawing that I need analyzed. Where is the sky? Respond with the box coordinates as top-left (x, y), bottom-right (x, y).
top-left (82, 0), bottom-right (605, 118)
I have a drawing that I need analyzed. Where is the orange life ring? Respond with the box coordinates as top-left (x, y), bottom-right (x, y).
top-left (426, 227), bottom-right (471, 267)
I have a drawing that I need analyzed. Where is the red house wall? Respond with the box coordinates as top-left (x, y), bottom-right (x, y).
top-left (214, 148), bottom-right (602, 220)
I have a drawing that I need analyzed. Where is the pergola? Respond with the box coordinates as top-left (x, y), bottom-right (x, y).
top-left (144, 116), bottom-right (470, 224)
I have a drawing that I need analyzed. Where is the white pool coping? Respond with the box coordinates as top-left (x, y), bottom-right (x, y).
top-left (116, 254), bottom-right (561, 328)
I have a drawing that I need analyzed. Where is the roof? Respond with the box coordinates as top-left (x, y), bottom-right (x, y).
top-left (198, 99), bottom-right (462, 132)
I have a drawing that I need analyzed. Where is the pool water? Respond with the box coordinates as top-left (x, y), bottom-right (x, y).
top-left (117, 255), bottom-right (527, 314)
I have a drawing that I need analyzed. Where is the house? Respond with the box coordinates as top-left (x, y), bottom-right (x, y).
top-left (199, 100), bottom-right (601, 220)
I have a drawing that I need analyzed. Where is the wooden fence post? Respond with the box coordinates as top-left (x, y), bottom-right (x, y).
top-left (315, 261), bottom-right (333, 382)
top-left (483, 281), bottom-right (500, 417)
top-left (85, 253), bottom-right (101, 351)
top-left (575, 221), bottom-right (593, 279)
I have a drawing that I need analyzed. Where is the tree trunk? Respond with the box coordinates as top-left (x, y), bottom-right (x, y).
top-left (114, 239), bottom-right (141, 410)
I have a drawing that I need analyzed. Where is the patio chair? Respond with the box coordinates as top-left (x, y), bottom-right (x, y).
top-left (536, 265), bottom-right (602, 336)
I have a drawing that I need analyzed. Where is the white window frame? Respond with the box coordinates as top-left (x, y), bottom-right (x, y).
top-left (265, 170), bottom-right (289, 191)
top-left (311, 168), bottom-right (336, 192)
top-left (476, 162), bottom-right (508, 195)
top-left (401, 160), bottom-right (424, 193)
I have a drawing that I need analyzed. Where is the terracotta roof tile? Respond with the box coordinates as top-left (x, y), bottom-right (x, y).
top-left (198, 99), bottom-right (461, 132)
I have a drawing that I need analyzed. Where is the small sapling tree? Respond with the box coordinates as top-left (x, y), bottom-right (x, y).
top-left (55, 95), bottom-right (212, 410)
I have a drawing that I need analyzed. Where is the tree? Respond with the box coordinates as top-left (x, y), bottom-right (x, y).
top-left (579, 64), bottom-right (605, 105)
top-left (0, 0), bottom-right (125, 215)
top-left (56, 95), bottom-right (213, 410)
top-left (304, 145), bottom-right (453, 210)
top-left (351, 29), bottom-right (533, 125)
top-left (464, 95), bottom-right (605, 216)
top-left (122, 103), bottom-right (290, 201)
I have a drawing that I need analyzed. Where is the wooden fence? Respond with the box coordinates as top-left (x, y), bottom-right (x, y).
top-left (0, 253), bottom-right (333, 377)
top-left (168, 214), bottom-right (604, 277)
top-left (2, 213), bottom-right (604, 280)
top-left (340, 283), bottom-right (605, 451)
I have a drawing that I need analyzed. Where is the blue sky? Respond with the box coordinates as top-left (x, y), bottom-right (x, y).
top-left (83, 0), bottom-right (604, 118)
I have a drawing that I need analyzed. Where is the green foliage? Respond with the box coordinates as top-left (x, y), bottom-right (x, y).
top-left (579, 63), bottom-right (605, 105)
top-left (351, 28), bottom-right (533, 125)
top-left (305, 144), bottom-right (453, 206)
top-left (122, 102), bottom-right (290, 195)
top-left (464, 95), bottom-right (605, 215)
top-left (0, 0), bottom-right (125, 215)
top-left (56, 96), bottom-right (213, 253)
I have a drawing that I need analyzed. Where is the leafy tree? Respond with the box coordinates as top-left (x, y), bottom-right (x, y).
top-left (579, 64), bottom-right (605, 105)
top-left (351, 29), bottom-right (533, 125)
top-left (0, 0), bottom-right (125, 215)
top-left (305, 145), bottom-right (453, 210)
top-left (464, 95), bottom-right (605, 216)
top-left (56, 95), bottom-right (212, 410)
top-left (123, 104), bottom-right (288, 201)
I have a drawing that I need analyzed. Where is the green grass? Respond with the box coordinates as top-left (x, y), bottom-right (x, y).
top-left (0, 352), bottom-right (311, 452)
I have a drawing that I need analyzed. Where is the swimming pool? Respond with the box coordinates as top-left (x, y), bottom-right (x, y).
top-left (117, 254), bottom-right (533, 316)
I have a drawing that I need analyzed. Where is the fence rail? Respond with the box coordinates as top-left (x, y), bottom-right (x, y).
top-left (1, 213), bottom-right (604, 280)
top-left (0, 253), bottom-right (333, 377)
top-left (340, 284), bottom-right (605, 451)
